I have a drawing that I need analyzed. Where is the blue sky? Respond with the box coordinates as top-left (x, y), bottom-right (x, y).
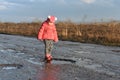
top-left (0, 0), bottom-right (120, 22)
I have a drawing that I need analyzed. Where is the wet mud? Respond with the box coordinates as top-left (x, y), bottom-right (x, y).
top-left (0, 34), bottom-right (120, 80)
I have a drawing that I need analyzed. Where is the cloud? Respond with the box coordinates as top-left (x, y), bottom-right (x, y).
top-left (81, 0), bottom-right (96, 4)
top-left (0, 1), bottom-right (20, 10)
top-left (96, 0), bottom-right (115, 7)
top-left (29, 0), bottom-right (35, 2)
top-left (57, 0), bottom-right (66, 4)
top-left (0, 5), bottom-right (7, 10)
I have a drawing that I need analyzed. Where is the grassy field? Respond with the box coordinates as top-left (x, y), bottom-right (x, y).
top-left (0, 21), bottom-right (120, 46)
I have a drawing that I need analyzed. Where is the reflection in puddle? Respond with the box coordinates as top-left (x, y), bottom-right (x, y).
top-left (36, 63), bottom-right (60, 80)
top-left (36, 58), bottom-right (76, 80)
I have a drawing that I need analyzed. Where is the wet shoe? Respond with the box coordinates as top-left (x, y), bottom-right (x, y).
top-left (45, 54), bottom-right (52, 63)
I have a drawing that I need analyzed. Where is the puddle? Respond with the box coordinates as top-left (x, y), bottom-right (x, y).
top-left (0, 64), bottom-right (23, 70)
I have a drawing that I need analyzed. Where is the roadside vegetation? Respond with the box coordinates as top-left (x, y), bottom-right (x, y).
top-left (0, 21), bottom-right (120, 46)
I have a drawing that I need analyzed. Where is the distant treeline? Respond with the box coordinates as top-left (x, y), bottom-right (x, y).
top-left (0, 21), bottom-right (120, 46)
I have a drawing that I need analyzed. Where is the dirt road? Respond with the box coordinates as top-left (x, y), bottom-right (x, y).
top-left (0, 34), bottom-right (119, 80)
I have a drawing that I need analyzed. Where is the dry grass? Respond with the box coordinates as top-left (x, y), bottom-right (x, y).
top-left (0, 21), bottom-right (120, 46)
top-left (0, 22), bottom-right (41, 36)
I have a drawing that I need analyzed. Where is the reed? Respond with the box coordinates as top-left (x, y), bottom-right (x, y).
top-left (0, 21), bottom-right (119, 46)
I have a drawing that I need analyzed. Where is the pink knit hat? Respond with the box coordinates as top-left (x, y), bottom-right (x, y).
top-left (47, 15), bottom-right (57, 23)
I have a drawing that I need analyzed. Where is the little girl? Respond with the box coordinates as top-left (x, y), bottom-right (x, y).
top-left (38, 15), bottom-right (58, 62)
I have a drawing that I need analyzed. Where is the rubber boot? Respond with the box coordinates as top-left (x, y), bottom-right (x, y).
top-left (45, 54), bottom-right (52, 63)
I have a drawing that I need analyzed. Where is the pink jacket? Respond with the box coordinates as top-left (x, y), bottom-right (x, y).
top-left (38, 21), bottom-right (58, 42)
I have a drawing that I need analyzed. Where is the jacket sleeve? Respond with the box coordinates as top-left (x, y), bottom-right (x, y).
top-left (54, 27), bottom-right (58, 42)
top-left (37, 24), bottom-right (45, 40)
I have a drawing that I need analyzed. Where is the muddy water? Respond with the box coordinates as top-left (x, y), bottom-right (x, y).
top-left (0, 34), bottom-right (120, 80)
